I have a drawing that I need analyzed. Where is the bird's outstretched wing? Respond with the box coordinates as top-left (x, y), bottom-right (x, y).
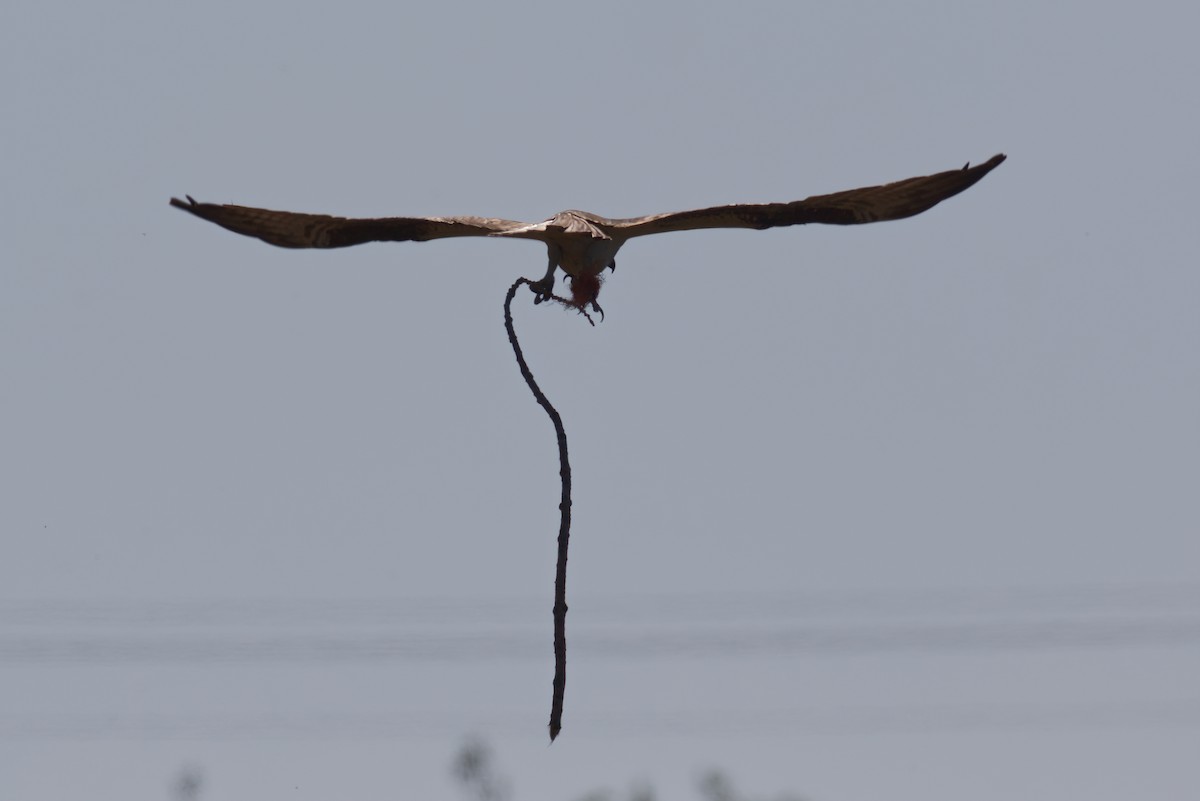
top-left (601, 154), bottom-right (1006, 238)
top-left (168, 196), bottom-right (534, 249)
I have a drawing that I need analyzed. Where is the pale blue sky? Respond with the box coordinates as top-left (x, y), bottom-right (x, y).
top-left (3, 1), bottom-right (1199, 799)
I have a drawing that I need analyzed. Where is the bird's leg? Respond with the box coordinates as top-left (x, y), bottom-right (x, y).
top-left (530, 254), bottom-right (558, 305)
top-left (583, 261), bottom-right (614, 316)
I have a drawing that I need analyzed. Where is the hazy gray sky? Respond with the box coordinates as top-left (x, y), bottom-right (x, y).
top-left (3, 1), bottom-right (1199, 799)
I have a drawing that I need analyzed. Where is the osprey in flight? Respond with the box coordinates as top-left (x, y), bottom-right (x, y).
top-left (171, 153), bottom-right (1005, 316)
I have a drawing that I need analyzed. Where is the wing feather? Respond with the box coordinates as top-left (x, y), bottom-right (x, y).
top-left (605, 154), bottom-right (1006, 238)
top-left (168, 197), bottom-right (532, 249)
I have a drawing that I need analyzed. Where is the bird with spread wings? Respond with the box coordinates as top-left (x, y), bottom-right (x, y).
top-left (169, 153), bottom-right (1005, 742)
top-left (170, 153), bottom-right (1005, 317)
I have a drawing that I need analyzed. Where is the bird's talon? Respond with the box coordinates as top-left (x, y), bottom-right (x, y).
top-left (529, 278), bottom-right (555, 304)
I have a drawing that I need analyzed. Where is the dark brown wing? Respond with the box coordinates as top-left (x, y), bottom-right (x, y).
top-left (168, 196), bottom-right (533, 249)
top-left (604, 154), bottom-right (1006, 238)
